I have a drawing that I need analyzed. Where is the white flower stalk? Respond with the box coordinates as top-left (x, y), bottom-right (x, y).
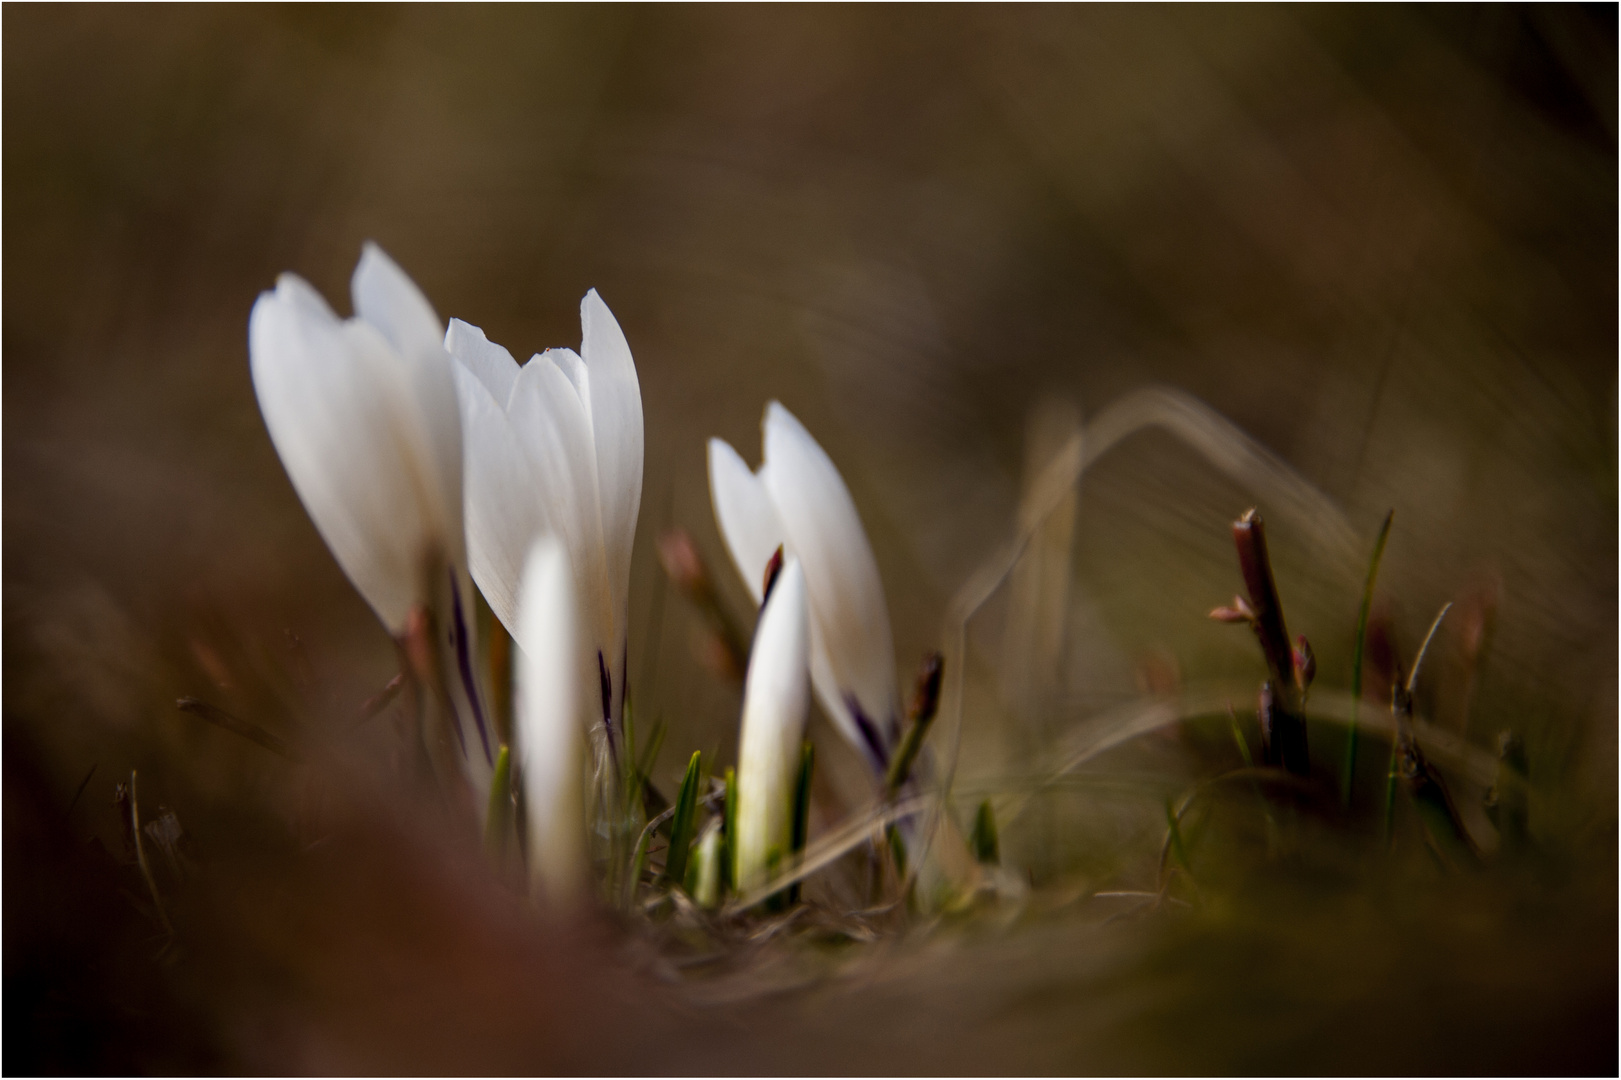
top-left (733, 558), bottom-right (811, 895)
top-left (708, 402), bottom-right (902, 775)
top-left (446, 293), bottom-right (643, 761)
top-left (249, 244), bottom-right (494, 778)
top-left (515, 536), bottom-right (587, 903)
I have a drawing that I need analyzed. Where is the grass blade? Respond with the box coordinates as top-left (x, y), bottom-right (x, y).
top-left (663, 751), bottom-right (703, 888)
top-left (886, 653), bottom-right (944, 794)
top-left (1343, 509), bottom-right (1394, 808)
top-left (177, 697), bottom-right (300, 762)
top-left (970, 799), bottom-right (999, 865)
top-left (484, 744), bottom-right (512, 860)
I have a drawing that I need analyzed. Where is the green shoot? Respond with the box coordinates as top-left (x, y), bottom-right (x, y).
top-left (1227, 706), bottom-right (1255, 769)
top-left (887, 823), bottom-right (909, 879)
top-left (970, 799), bottom-right (1000, 866)
top-left (885, 653), bottom-right (945, 795)
top-left (1344, 509), bottom-right (1394, 808)
top-left (663, 751), bottom-right (703, 888)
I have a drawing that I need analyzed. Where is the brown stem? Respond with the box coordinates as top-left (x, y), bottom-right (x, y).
top-left (1258, 681), bottom-right (1309, 777)
top-left (1232, 509), bottom-right (1297, 703)
top-left (1233, 509), bottom-right (1309, 775)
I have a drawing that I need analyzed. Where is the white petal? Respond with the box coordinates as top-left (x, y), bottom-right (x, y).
top-left (759, 402), bottom-right (901, 754)
top-left (452, 360), bottom-right (552, 636)
top-left (250, 275), bottom-right (455, 633)
top-left (446, 318), bottom-right (520, 408)
top-left (351, 242), bottom-right (444, 366)
top-left (734, 558), bottom-right (810, 894)
top-left (806, 644), bottom-right (869, 768)
top-left (515, 536), bottom-right (586, 902)
top-left (352, 248), bottom-right (465, 567)
top-left (707, 437), bottom-right (787, 604)
top-left (579, 289), bottom-right (645, 659)
top-left (509, 351), bottom-right (615, 670)
top-left (547, 346), bottom-right (588, 401)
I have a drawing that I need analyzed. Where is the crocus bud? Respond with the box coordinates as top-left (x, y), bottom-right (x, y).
top-left (734, 558), bottom-right (811, 896)
top-left (515, 536), bottom-right (587, 904)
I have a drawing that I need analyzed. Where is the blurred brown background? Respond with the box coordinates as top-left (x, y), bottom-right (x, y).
top-left (5, 5), bottom-right (1616, 1073)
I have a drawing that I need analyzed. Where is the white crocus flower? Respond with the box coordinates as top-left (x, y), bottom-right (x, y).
top-left (446, 293), bottom-right (643, 761)
top-left (734, 558), bottom-right (811, 895)
top-left (515, 536), bottom-right (587, 903)
top-left (249, 244), bottom-right (495, 776)
top-left (708, 402), bottom-right (902, 776)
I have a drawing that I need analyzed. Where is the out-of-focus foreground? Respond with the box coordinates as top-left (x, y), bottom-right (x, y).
top-left (5, 6), bottom-right (1615, 1074)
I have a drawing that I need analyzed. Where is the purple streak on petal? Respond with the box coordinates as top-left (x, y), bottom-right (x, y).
top-left (449, 569), bottom-right (493, 766)
top-left (847, 694), bottom-right (890, 775)
top-left (598, 649), bottom-right (618, 764)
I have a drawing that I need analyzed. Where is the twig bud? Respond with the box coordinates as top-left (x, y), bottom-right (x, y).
top-left (1208, 595), bottom-right (1256, 624)
top-left (1293, 635), bottom-right (1316, 691)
